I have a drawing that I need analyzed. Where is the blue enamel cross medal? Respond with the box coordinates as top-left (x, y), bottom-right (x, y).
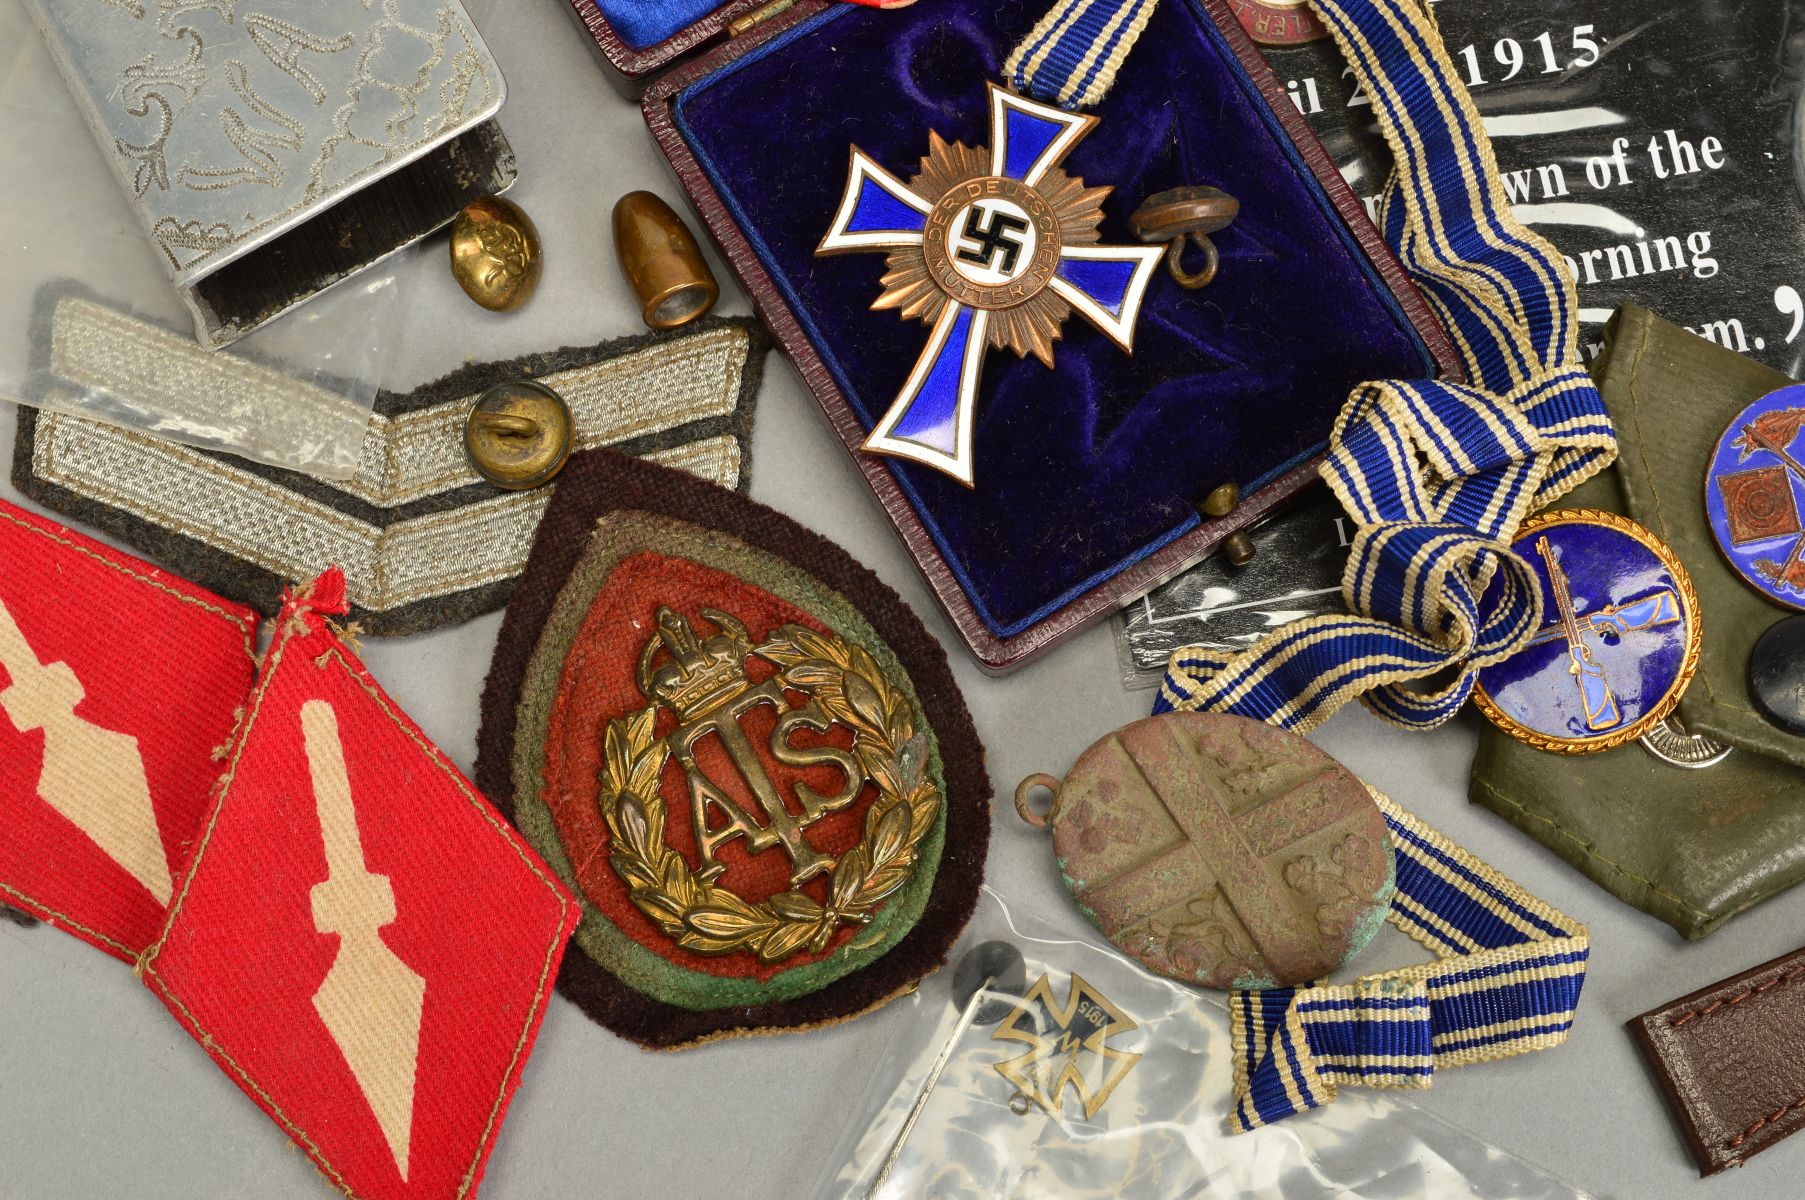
top-left (818, 85), bottom-right (1164, 486)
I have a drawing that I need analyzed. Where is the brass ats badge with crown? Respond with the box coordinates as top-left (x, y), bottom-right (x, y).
top-left (603, 607), bottom-right (941, 963)
top-left (478, 486), bottom-right (988, 1048)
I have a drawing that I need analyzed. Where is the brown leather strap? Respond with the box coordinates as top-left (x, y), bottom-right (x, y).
top-left (1628, 945), bottom-right (1805, 1174)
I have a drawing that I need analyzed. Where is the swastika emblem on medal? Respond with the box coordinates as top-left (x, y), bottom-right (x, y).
top-left (956, 205), bottom-right (1031, 276)
top-left (818, 84), bottom-right (1165, 486)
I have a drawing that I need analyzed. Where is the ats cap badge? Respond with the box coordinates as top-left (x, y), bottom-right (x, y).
top-left (1016, 713), bottom-right (1394, 991)
top-left (818, 84), bottom-right (1165, 486)
top-left (1706, 383), bottom-right (1805, 609)
top-left (604, 605), bottom-right (939, 961)
top-left (476, 449), bottom-right (990, 1048)
top-left (1475, 509), bottom-right (1702, 753)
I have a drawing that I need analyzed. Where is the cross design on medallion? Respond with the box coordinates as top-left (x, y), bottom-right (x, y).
top-left (818, 84), bottom-right (1165, 486)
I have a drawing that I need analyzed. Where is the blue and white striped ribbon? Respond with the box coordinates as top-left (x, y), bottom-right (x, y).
top-left (1005, 0), bottom-right (1162, 110)
top-left (1229, 790), bottom-right (1589, 1131)
top-left (1157, 0), bottom-right (1617, 732)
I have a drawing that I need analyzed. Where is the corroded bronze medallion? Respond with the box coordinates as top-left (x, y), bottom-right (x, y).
top-left (1017, 713), bottom-right (1393, 990)
top-left (476, 449), bottom-right (990, 1048)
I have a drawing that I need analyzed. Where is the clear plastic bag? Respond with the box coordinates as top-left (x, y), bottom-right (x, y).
top-left (0, 0), bottom-right (411, 478)
top-left (813, 888), bottom-right (1594, 1200)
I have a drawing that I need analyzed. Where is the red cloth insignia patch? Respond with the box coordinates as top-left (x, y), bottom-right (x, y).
top-left (0, 499), bottom-right (257, 959)
top-left (476, 450), bottom-right (992, 1049)
top-left (541, 550), bottom-right (878, 982)
top-left (142, 569), bottom-right (578, 1200)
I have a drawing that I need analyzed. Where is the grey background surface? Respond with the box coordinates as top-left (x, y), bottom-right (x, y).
top-left (3, 4), bottom-right (1803, 1199)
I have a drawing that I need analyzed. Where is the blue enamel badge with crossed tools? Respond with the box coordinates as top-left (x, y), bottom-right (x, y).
top-left (818, 85), bottom-right (1164, 487)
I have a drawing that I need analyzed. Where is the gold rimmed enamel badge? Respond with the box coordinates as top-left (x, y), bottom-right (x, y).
top-left (1474, 509), bottom-right (1702, 754)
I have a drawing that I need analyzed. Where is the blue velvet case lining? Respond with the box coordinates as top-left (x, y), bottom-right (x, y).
top-left (672, 0), bottom-right (1438, 638)
top-left (595, 0), bottom-right (725, 51)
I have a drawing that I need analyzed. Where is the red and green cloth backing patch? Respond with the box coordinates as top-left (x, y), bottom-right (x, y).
top-left (477, 448), bottom-right (991, 1050)
top-left (542, 549), bottom-right (884, 982)
top-left (0, 498), bottom-right (257, 960)
top-left (141, 569), bottom-right (579, 1200)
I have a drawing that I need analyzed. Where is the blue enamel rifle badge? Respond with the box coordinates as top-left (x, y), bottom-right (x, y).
top-left (818, 85), bottom-right (1164, 486)
top-left (1473, 509), bottom-right (1701, 754)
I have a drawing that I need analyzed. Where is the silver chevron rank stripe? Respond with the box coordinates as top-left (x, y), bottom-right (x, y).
top-left (15, 297), bottom-right (768, 635)
top-left (0, 596), bottom-right (172, 903)
top-left (302, 699), bottom-right (424, 1181)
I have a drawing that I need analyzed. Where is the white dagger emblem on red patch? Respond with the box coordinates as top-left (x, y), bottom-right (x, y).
top-left (0, 596), bottom-right (171, 904)
top-left (302, 699), bottom-right (425, 1181)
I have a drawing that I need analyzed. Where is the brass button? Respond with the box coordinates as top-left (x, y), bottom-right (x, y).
top-left (613, 190), bottom-right (720, 330)
top-left (1131, 185), bottom-right (1240, 290)
top-left (1223, 531), bottom-right (1257, 566)
top-left (464, 381), bottom-right (572, 490)
top-left (450, 196), bottom-right (543, 312)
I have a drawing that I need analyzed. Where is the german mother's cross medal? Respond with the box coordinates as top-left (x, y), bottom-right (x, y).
top-left (476, 449), bottom-right (990, 1049)
top-left (817, 84), bottom-right (1165, 486)
top-left (1475, 510), bottom-right (1702, 753)
top-left (1016, 713), bottom-right (1394, 991)
top-left (1707, 383), bottom-right (1805, 609)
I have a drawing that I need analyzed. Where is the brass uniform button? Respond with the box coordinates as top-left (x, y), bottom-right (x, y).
top-left (1223, 530), bottom-right (1257, 566)
top-left (464, 381), bottom-right (572, 490)
top-left (450, 196), bottom-right (543, 312)
top-left (613, 190), bottom-right (720, 330)
top-left (1131, 185), bottom-right (1240, 290)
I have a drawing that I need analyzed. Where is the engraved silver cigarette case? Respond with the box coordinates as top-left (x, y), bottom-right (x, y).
top-left (24, 0), bottom-right (517, 347)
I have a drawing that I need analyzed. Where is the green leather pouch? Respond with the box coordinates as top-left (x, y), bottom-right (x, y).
top-left (1601, 305), bottom-right (1805, 765)
top-left (1472, 681), bottom-right (1805, 941)
top-left (1470, 308), bottom-right (1805, 939)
